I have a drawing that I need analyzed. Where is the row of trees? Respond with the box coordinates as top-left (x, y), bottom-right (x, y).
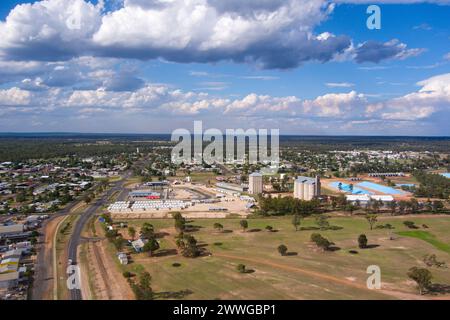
top-left (414, 171), bottom-right (450, 199)
top-left (258, 195), bottom-right (321, 216)
top-left (335, 197), bottom-right (446, 215)
top-left (173, 212), bottom-right (201, 258)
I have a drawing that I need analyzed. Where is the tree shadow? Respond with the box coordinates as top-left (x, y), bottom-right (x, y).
top-left (154, 249), bottom-right (178, 257)
top-left (155, 289), bottom-right (194, 299)
top-left (364, 244), bottom-right (380, 249)
top-left (285, 252), bottom-right (298, 256)
top-left (248, 228), bottom-right (261, 233)
top-left (213, 242), bottom-right (223, 246)
top-left (155, 232), bottom-right (169, 239)
top-left (243, 269), bottom-right (255, 274)
top-left (221, 229), bottom-right (233, 233)
top-left (327, 246), bottom-right (341, 252)
top-left (185, 225), bottom-right (202, 232)
top-left (428, 283), bottom-right (450, 295)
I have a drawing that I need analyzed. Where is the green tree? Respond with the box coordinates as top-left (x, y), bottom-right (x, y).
top-left (310, 233), bottom-right (332, 251)
top-left (141, 223), bottom-right (155, 238)
top-left (407, 267), bottom-right (432, 295)
top-left (173, 212), bottom-right (186, 232)
top-left (240, 220), bottom-right (248, 232)
top-left (358, 234), bottom-right (368, 249)
top-left (128, 226), bottom-right (136, 240)
top-left (180, 234), bottom-right (200, 258)
top-left (344, 203), bottom-right (357, 215)
top-left (315, 215), bottom-right (330, 230)
top-left (213, 223), bottom-right (224, 232)
top-left (113, 236), bottom-right (127, 251)
top-left (143, 238), bottom-right (160, 257)
top-left (131, 271), bottom-right (153, 300)
top-left (366, 214), bottom-right (378, 230)
top-left (387, 200), bottom-right (397, 215)
top-left (292, 214), bottom-right (302, 231)
top-left (237, 264), bottom-right (246, 273)
top-left (432, 200), bottom-right (444, 213)
top-left (277, 244), bottom-right (288, 256)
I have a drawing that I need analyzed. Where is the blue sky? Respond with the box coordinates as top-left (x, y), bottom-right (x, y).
top-left (0, 0), bottom-right (449, 135)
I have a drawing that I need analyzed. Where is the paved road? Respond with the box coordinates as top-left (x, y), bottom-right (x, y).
top-left (31, 201), bottom-right (81, 300)
top-left (68, 173), bottom-right (131, 300)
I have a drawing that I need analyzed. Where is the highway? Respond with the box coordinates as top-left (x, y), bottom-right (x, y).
top-left (67, 172), bottom-right (131, 300)
top-left (31, 200), bottom-right (82, 300)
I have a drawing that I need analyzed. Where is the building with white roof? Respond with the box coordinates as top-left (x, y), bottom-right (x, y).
top-left (294, 176), bottom-right (321, 201)
top-left (346, 194), bottom-right (394, 205)
top-left (248, 172), bottom-right (263, 195)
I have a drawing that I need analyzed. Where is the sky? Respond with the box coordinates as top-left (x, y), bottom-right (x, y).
top-left (0, 0), bottom-right (449, 135)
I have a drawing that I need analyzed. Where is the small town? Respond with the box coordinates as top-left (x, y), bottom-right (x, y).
top-left (1, 136), bottom-right (449, 301)
top-left (0, 0), bottom-right (449, 315)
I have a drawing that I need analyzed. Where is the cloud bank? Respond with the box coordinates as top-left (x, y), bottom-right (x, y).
top-left (0, 0), bottom-right (425, 69)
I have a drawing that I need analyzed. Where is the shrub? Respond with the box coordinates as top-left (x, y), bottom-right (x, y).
top-left (403, 221), bottom-right (418, 229)
top-left (375, 223), bottom-right (394, 230)
top-left (311, 233), bottom-right (332, 251)
top-left (237, 264), bottom-right (246, 273)
top-left (277, 244), bottom-right (288, 256)
top-left (423, 254), bottom-right (446, 268)
top-left (407, 267), bottom-right (432, 295)
top-left (358, 234), bottom-right (368, 249)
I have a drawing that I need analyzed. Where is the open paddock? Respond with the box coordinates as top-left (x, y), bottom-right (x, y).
top-left (112, 215), bottom-right (450, 300)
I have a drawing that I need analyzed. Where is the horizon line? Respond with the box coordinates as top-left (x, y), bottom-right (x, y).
top-left (0, 132), bottom-right (449, 138)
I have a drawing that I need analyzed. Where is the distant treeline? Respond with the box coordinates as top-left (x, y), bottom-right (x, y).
top-left (280, 136), bottom-right (450, 152)
top-left (0, 139), bottom-right (163, 162)
top-left (0, 134), bottom-right (449, 161)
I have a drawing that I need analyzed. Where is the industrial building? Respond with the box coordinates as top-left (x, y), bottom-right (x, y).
top-left (142, 181), bottom-right (169, 189)
top-left (0, 271), bottom-right (19, 289)
top-left (248, 172), bottom-right (263, 195)
top-left (0, 224), bottom-right (30, 241)
top-left (345, 194), bottom-right (394, 205)
top-left (129, 190), bottom-right (161, 199)
top-left (368, 172), bottom-right (405, 177)
top-left (293, 176), bottom-right (321, 201)
top-left (215, 182), bottom-right (247, 194)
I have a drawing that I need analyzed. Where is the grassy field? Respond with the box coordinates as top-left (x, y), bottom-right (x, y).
top-left (114, 215), bottom-right (450, 300)
top-left (397, 230), bottom-right (450, 254)
top-left (189, 172), bottom-right (217, 184)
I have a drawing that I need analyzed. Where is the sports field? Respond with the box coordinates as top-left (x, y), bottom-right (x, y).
top-left (116, 215), bottom-right (450, 300)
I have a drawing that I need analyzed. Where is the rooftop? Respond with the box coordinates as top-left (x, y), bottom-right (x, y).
top-left (295, 176), bottom-right (317, 185)
top-left (0, 224), bottom-right (24, 235)
top-left (249, 172), bottom-right (262, 177)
